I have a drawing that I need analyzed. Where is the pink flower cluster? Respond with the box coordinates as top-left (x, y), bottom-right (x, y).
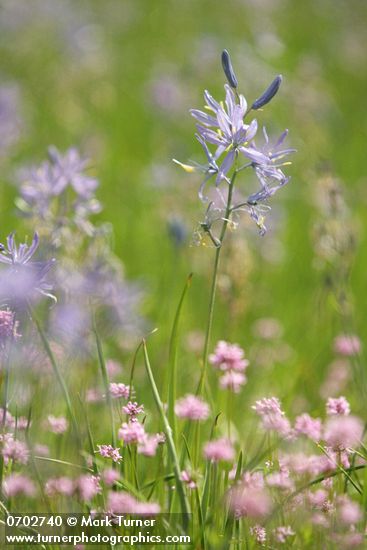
top-left (326, 396), bottom-right (350, 416)
top-left (118, 419), bottom-right (163, 457)
top-left (180, 470), bottom-right (197, 489)
top-left (209, 340), bottom-right (249, 392)
top-left (1, 437), bottom-right (29, 465)
top-left (294, 413), bottom-right (322, 441)
top-left (109, 383), bottom-right (130, 399)
top-left (46, 475), bottom-right (101, 502)
top-left (118, 421), bottom-right (145, 444)
top-left (3, 474), bottom-right (36, 497)
top-left (46, 415), bottom-right (68, 434)
top-left (108, 491), bottom-right (160, 515)
top-left (228, 485), bottom-right (272, 519)
top-left (174, 394), bottom-right (210, 421)
top-left (97, 444), bottom-right (122, 463)
top-left (252, 397), bottom-right (291, 437)
top-left (273, 526), bottom-right (295, 543)
top-left (0, 409), bottom-right (28, 430)
top-left (324, 415), bottom-right (363, 450)
top-left (203, 438), bottom-right (235, 462)
top-left (122, 401), bottom-right (144, 418)
top-left (333, 334), bottom-right (361, 356)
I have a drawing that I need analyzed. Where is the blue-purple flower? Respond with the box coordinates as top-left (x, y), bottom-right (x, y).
top-left (242, 127), bottom-right (296, 188)
top-left (17, 147), bottom-right (101, 238)
top-left (0, 232), bottom-right (55, 304)
top-left (47, 146), bottom-right (98, 198)
top-left (174, 49), bottom-right (295, 236)
top-left (190, 85), bottom-right (258, 181)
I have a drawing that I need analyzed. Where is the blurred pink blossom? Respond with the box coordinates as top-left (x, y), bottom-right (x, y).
top-left (228, 485), bottom-right (272, 519)
top-left (203, 438), bottom-right (235, 462)
top-left (3, 474), bottom-right (36, 497)
top-left (175, 394), bottom-right (210, 420)
top-left (46, 415), bottom-right (68, 434)
top-left (294, 413), bottom-right (322, 441)
top-left (118, 421), bottom-right (145, 444)
top-left (324, 415), bottom-right (364, 449)
top-left (333, 334), bottom-right (361, 356)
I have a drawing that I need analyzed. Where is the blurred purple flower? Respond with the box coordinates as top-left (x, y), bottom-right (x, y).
top-left (17, 147), bottom-right (101, 238)
top-left (0, 84), bottom-right (22, 156)
top-left (48, 146), bottom-right (98, 198)
top-left (0, 232), bottom-right (55, 304)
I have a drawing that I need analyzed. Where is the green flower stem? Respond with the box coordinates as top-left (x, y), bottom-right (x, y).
top-left (197, 169), bottom-right (238, 395)
top-left (28, 304), bottom-right (80, 440)
top-left (94, 321), bottom-right (116, 449)
top-left (142, 340), bottom-right (190, 527)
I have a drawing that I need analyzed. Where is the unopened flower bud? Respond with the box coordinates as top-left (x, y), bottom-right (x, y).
top-left (252, 75), bottom-right (282, 110)
top-left (221, 49), bottom-right (238, 89)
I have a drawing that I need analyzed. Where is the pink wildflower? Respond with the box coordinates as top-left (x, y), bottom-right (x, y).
top-left (209, 340), bottom-right (249, 371)
top-left (107, 491), bottom-right (160, 514)
top-left (242, 471), bottom-right (265, 489)
top-left (109, 383), bottom-right (130, 399)
top-left (308, 489), bottom-right (328, 509)
top-left (219, 371), bottom-right (247, 392)
top-left (34, 444), bottom-right (49, 456)
top-left (122, 401), bottom-right (144, 418)
top-left (118, 421), bottom-right (145, 444)
top-left (77, 475), bottom-right (101, 502)
top-left (320, 359), bottom-right (349, 398)
top-left (273, 526), bottom-right (295, 544)
top-left (102, 469), bottom-right (120, 486)
top-left (0, 409), bottom-right (16, 429)
top-left (108, 491), bottom-right (139, 513)
top-left (2, 438), bottom-right (29, 464)
top-left (106, 359), bottom-right (122, 377)
top-left (333, 334), bottom-right (361, 356)
top-left (86, 388), bottom-right (103, 403)
top-left (45, 477), bottom-right (74, 497)
top-left (203, 438), bottom-right (235, 462)
top-left (252, 397), bottom-right (283, 416)
top-left (174, 394), bottom-right (210, 420)
top-left (46, 415), bottom-right (68, 434)
top-left (3, 474), bottom-right (36, 497)
top-left (326, 396), bottom-right (350, 416)
top-left (266, 469), bottom-right (294, 491)
top-left (250, 525), bottom-right (267, 545)
top-left (294, 413), bottom-right (322, 441)
top-left (137, 434), bottom-right (161, 457)
top-left (180, 470), bottom-right (197, 489)
top-left (252, 317), bottom-right (283, 340)
top-left (134, 501), bottom-right (161, 515)
top-left (337, 496), bottom-right (363, 525)
top-left (228, 485), bottom-right (272, 519)
top-left (252, 397), bottom-right (291, 437)
top-left (324, 415), bottom-right (363, 449)
top-left (97, 444), bottom-right (122, 463)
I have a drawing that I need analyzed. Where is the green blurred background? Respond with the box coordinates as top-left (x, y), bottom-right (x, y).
top-left (1, 0), bottom-right (367, 421)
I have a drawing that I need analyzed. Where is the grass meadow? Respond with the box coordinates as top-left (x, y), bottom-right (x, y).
top-left (0, 1), bottom-right (367, 548)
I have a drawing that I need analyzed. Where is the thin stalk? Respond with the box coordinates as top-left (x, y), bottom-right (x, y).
top-left (197, 170), bottom-right (237, 395)
top-left (0, 324), bottom-right (15, 490)
top-left (27, 304), bottom-right (79, 439)
top-left (142, 340), bottom-right (190, 527)
top-left (93, 320), bottom-right (116, 448)
top-left (167, 273), bottom-right (193, 445)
